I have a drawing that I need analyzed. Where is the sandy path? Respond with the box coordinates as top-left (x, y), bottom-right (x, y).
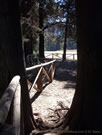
top-left (30, 60), bottom-right (77, 127)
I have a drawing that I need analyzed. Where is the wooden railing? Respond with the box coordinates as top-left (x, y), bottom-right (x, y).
top-left (45, 52), bottom-right (77, 60)
top-left (0, 76), bottom-right (21, 135)
top-left (26, 53), bottom-right (77, 68)
top-left (26, 60), bottom-right (56, 92)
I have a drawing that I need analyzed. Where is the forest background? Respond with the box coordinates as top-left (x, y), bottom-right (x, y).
top-left (21, 0), bottom-right (77, 59)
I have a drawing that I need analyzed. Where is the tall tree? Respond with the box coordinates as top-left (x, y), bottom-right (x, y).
top-left (38, 0), bottom-right (59, 58)
top-left (63, 0), bottom-right (69, 61)
top-left (39, 0), bottom-right (45, 58)
top-left (0, 1), bottom-right (10, 98)
top-left (0, 0), bottom-right (36, 134)
top-left (62, 0), bottom-right (76, 60)
top-left (21, 0), bottom-right (40, 64)
top-left (63, 0), bottom-right (102, 130)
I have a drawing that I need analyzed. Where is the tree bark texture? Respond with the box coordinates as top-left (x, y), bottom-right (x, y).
top-left (39, 1), bottom-right (45, 58)
top-left (0, 0), bottom-right (36, 134)
top-left (63, 2), bottom-right (69, 61)
top-left (64, 0), bottom-right (102, 130)
top-left (0, 1), bottom-right (10, 98)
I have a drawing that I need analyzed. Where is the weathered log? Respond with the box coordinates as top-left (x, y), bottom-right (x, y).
top-left (13, 83), bottom-right (21, 135)
top-left (0, 75), bottom-right (20, 125)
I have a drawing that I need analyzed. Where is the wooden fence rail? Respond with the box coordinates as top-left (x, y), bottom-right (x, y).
top-left (0, 75), bottom-right (21, 135)
top-left (45, 52), bottom-right (77, 60)
top-left (26, 60), bottom-right (56, 92)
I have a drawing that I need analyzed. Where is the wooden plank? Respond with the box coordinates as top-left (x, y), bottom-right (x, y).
top-left (0, 76), bottom-right (20, 125)
top-left (42, 67), bottom-right (51, 83)
top-left (26, 60), bottom-right (56, 72)
top-left (29, 67), bottom-right (43, 92)
top-left (50, 64), bottom-right (54, 82)
top-left (37, 68), bottom-right (43, 92)
top-left (27, 80), bottom-right (38, 91)
top-left (53, 65), bottom-right (55, 78)
top-left (13, 83), bottom-right (21, 135)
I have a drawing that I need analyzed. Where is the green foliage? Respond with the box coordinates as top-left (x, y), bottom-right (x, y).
top-left (21, 0), bottom-right (39, 51)
top-left (21, 0), bottom-right (77, 53)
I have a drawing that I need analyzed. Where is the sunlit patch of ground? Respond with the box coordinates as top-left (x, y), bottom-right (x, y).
top-left (45, 49), bottom-right (77, 60)
top-left (30, 60), bottom-right (77, 128)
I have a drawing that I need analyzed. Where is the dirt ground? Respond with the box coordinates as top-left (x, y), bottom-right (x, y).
top-left (29, 60), bottom-right (77, 129)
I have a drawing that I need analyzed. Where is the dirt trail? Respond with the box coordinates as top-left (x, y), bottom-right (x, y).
top-left (30, 60), bottom-right (77, 128)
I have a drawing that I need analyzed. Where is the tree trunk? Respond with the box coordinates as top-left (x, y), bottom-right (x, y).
top-left (0, 0), bottom-right (36, 134)
top-left (39, 1), bottom-right (45, 58)
top-left (0, 1), bottom-right (10, 98)
top-left (64, 0), bottom-right (102, 130)
top-left (63, 3), bottom-right (69, 61)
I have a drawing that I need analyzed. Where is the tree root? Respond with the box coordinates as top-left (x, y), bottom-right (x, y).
top-left (31, 104), bottom-right (70, 134)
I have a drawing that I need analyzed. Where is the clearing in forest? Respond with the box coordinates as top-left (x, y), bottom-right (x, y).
top-left (29, 60), bottom-right (77, 128)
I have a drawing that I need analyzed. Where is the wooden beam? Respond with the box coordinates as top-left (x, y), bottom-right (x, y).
top-left (50, 64), bottom-right (54, 82)
top-left (42, 67), bottom-right (51, 83)
top-left (29, 67), bottom-right (43, 92)
top-left (26, 60), bottom-right (56, 72)
top-left (37, 68), bottom-right (43, 92)
top-left (27, 80), bottom-right (38, 91)
top-left (0, 75), bottom-right (20, 125)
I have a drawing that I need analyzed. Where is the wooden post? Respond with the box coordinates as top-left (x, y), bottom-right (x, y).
top-left (50, 63), bottom-right (54, 82)
top-left (37, 68), bottom-right (43, 92)
top-left (73, 54), bottom-right (75, 60)
top-left (52, 53), bottom-right (54, 59)
top-left (42, 67), bottom-right (51, 83)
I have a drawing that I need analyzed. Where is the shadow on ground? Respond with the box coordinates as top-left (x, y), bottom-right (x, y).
top-left (30, 60), bottom-right (77, 103)
top-left (30, 82), bottom-right (50, 103)
top-left (55, 60), bottom-right (77, 89)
